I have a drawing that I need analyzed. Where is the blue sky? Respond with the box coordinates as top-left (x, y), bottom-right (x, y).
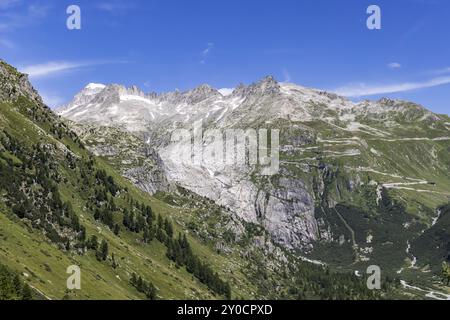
top-left (0, 0), bottom-right (449, 115)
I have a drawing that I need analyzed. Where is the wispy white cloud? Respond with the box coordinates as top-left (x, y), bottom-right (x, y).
top-left (333, 76), bottom-right (450, 97)
top-left (218, 88), bottom-right (234, 96)
top-left (388, 62), bottom-right (401, 69)
top-left (20, 61), bottom-right (91, 78)
top-left (19, 60), bottom-right (128, 79)
top-left (200, 42), bottom-right (214, 64)
top-left (282, 68), bottom-right (291, 82)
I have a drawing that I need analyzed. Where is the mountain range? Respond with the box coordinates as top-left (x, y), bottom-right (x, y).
top-left (1, 58), bottom-right (450, 299)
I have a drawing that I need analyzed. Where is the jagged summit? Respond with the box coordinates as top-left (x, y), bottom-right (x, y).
top-left (182, 84), bottom-right (221, 104)
top-left (229, 75), bottom-right (281, 98)
top-left (258, 75), bottom-right (278, 86)
top-left (0, 60), bottom-right (43, 105)
top-left (57, 74), bottom-right (443, 133)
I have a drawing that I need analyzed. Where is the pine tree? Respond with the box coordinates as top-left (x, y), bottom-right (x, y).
top-left (65, 239), bottom-right (71, 251)
top-left (157, 214), bottom-right (163, 229)
top-left (12, 274), bottom-right (22, 294)
top-left (94, 208), bottom-right (101, 220)
top-left (156, 227), bottom-right (165, 243)
top-left (123, 209), bottom-right (130, 228)
top-left (98, 240), bottom-right (109, 261)
top-left (113, 224), bottom-right (120, 236)
top-left (143, 227), bottom-right (151, 243)
top-left (147, 225), bottom-right (155, 242)
top-left (129, 212), bottom-right (136, 232)
top-left (164, 218), bottom-right (173, 238)
top-left (137, 276), bottom-right (144, 292)
top-left (21, 283), bottom-right (33, 300)
top-left (145, 282), bottom-right (157, 300)
top-left (144, 205), bottom-right (154, 221)
top-left (78, 225), bottom-right (86, 242)
top-left (88, 235), bottom-right (98, 251)
top-left (130, 273), bottom-right (137, 286)
top-left (136, 214), bottom-right (145, 233)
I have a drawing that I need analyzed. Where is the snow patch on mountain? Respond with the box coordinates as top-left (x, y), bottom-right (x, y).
top-left (86, 83), bottom-right (106, 90)
top-left (218, 88), bottom-right (234, 96)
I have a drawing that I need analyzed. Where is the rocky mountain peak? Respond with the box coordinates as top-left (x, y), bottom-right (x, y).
top-left (229, 76), bottom-right (280, 99)
top-left (256, 75), bottom-right (279, 88)
top-left (247, 75), bottom-right (281, 97)
top-left (0, 60), bottom-right (43, 105)
top-left (377, 97), bottom-right (398, 107)
top-left (183, 84), bottom-right (221, 104)
top-left (260, 75), bottom-right (277, 84)
top-left (127, 85), bottom-right (146, 97)
top-left (231, 83), bottom-right (247, 97)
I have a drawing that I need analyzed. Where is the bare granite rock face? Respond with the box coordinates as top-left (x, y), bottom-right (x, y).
top-left (255, 177), bottom-right (318, 249)
top-left (158, 129), bottom-right (318, 249)
top-left (123, 148), bottom-right (175, 195)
